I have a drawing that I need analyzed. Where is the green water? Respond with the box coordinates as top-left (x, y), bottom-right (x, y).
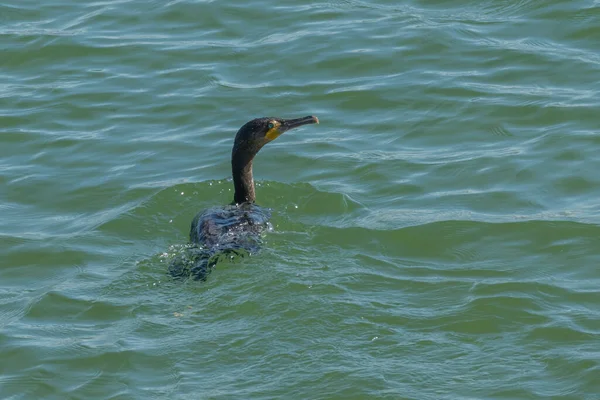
top-left (2, 0), bottom-right (600, 398)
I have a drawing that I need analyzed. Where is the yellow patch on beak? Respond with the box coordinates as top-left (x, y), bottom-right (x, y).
top-left (265, 121), bottom-right (282, 141)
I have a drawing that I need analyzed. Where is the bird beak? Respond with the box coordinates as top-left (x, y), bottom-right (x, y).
top-left (281, 115), bottom-right (319, 132)
top-left (265, 116), bottom-right (318, 141)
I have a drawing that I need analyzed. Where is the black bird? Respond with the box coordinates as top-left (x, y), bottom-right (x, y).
top-left (169, 115), bottom-right (319, 280)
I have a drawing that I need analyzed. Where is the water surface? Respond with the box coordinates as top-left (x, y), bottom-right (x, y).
top-left (1, 0), bottom-right (600, 398)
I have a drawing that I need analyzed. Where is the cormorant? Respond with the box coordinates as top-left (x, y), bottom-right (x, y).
top-left (169, 115), bottom-right (319, 280)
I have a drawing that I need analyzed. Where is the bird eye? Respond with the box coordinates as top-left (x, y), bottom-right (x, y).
top-left (267, 122), bottom-right (274, 129)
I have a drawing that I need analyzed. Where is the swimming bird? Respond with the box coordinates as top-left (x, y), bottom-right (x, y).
top-left (169, 115), bottom-right (319, 280)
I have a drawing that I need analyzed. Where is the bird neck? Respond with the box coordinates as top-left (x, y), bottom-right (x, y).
top-left (232, 147), bottom-right (256, 204)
